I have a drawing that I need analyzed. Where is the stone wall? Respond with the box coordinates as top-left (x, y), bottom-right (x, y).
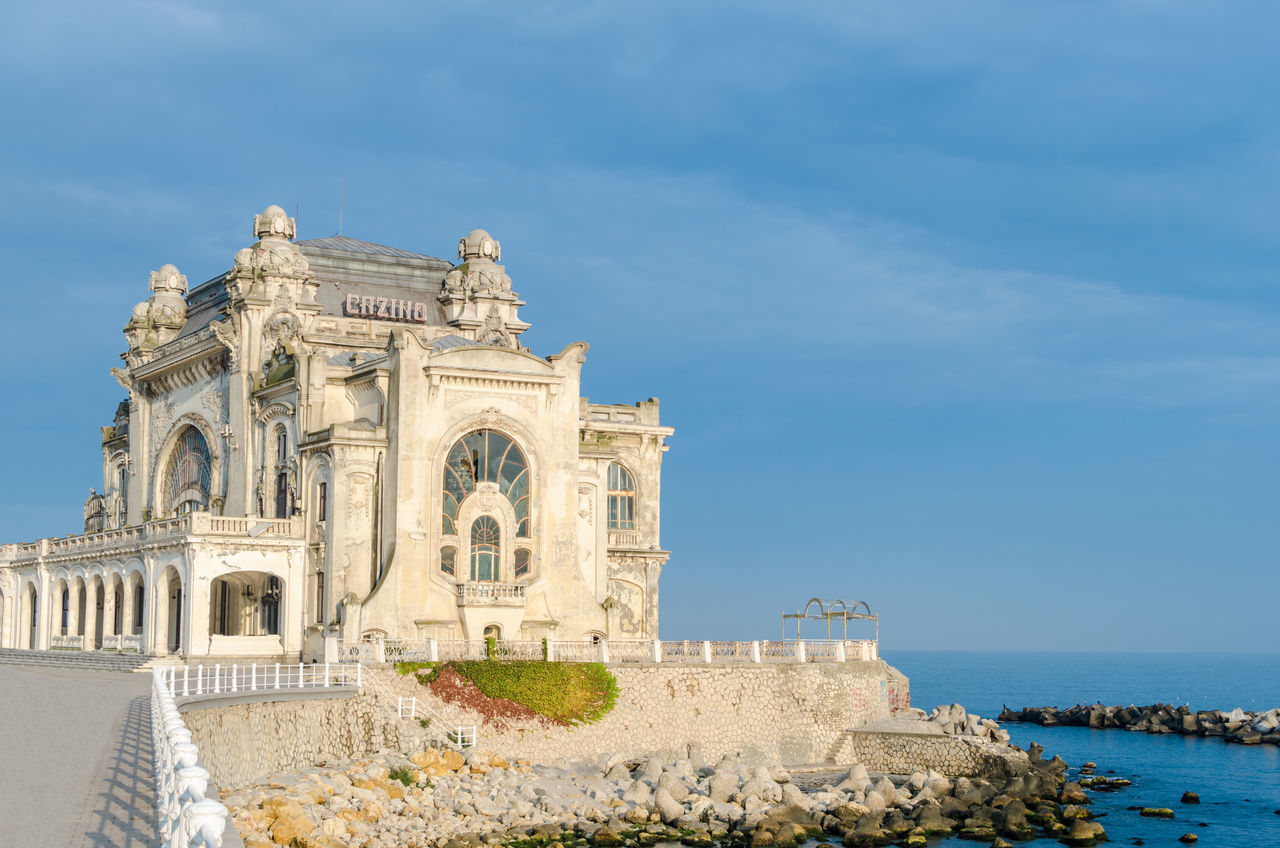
top-left (182, 692), bottom-right (431, 790)
top-left (477, 661), bottom-right (902, 765)
top-left (835, 730), bottom-right (1029, 778)
top-left (185, 660), bottom-right (907, 790)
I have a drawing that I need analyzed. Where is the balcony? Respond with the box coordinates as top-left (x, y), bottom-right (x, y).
top-left (456, 581), bottom-right (527, 607)
top-left (607, 530), bottom-right (643, 549)
top-left (1, 514), bottom-right (302, 564)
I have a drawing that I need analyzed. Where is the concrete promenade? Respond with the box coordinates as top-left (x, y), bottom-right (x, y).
top-left (0, 664), bottom-right (154, 848)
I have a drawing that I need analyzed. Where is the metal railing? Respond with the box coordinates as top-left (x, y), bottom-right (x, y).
top-left (164, 662), bottom-right (360, 700)
top-left (358, 668), bottom-right (479, 750)
top-left (336, 637), bottom-right (878, 665)
top-left (396, 696), bottom-right (478, 748)
top-left (151, 668), bottom-right (229, 847)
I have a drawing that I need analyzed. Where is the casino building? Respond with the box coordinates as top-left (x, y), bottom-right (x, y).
top-left (0, 206), bottom-right (672, 661)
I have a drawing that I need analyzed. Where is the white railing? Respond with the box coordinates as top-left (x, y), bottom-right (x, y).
top-left (436, 639), bottom-right (489, 661)
top-left (456, 582), bottom-right (526, 603)
top-left (336, 638), bottom-right (878, 665)
top-left (164, 662), bottom-right (360, 700)
top-left (120, 633), bottom-right (143, 653)
top-left (396, 696), bottom-right (478, 749)
top-left (4, 514), bottom-right (301, 563)
top-left (151, 668), bottom-right (229, 847)
top-left (50, 634), bottom-right (81, 649)
top-left (103, 634), bottom-right (121, 650)
top-left (358, 668), bottom-right (479, 750)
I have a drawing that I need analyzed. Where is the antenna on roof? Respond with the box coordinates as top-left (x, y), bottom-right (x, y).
top-left (337, 178), bottom-right (344, 236)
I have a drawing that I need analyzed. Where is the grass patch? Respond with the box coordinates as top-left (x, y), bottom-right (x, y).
top-left (448, 660), bottom-right (618, 725)
top-left (395, 661), bottom-right (436, 676)
top-left (388, 765), bottom-right (416, 786)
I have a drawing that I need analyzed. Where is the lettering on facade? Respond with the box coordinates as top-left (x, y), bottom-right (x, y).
top-left (344, 294), bottom-right (429, 323)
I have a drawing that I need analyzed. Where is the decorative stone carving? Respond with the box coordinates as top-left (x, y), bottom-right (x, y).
top-left (438, 228), bottom-right (529, 347)
top-left (577, 486), bottom-right (594, 524)
top-left (123, 264), bottom-right (190, 364)
top-left (210, 315), bottom-right (241, 372)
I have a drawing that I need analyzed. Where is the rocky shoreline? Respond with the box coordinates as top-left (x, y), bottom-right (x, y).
top-left (998, 703), bottom-right (1280, 745)
top-left (225, 713), bottom-right (1119, 848)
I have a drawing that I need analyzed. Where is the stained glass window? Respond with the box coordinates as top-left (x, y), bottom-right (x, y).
top-left (514, 548), bottom-right (531, 578)
top-left (164, 427), bottom-right (212, 516)
top-left (470, 516), bottom-right (500, 581)
top-left (607, 463), bottom-right (636, 530)
top-left (442, 430), bottom-right (529, 536)
top-left (441, 546), bottom-right (456, 576)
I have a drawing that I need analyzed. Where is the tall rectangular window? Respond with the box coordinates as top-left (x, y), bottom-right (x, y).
top-left (318, 482), bottom-right (327, 522)
top-left (315, 572), bottom-right (325, 624)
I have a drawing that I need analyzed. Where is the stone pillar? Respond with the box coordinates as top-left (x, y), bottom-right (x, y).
top-left (35, 570), bottom-right (51, 651)
top-left (68, 588), bottom-right (80, 649)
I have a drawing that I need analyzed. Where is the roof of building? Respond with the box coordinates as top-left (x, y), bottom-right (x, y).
top-left (295, 235), bottom-right (450, 264)
top-left (176, 235), bottom-right (455, 342)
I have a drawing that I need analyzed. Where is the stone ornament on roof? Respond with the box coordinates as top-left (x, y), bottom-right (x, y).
top-left (227, 204), bottom-right (317, 307)
top-left (458, 228), bottom-right (500, 262)
top-left (254, 204), bottom-right (297, 241)
top-left (123, 263), bottom-right (190, 364)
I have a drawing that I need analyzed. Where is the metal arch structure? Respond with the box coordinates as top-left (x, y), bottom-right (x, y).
top-left (782, 597), bottom-right (878, 642)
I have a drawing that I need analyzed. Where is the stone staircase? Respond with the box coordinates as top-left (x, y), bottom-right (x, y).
top-left (0, 647), bottom-right (158, 673)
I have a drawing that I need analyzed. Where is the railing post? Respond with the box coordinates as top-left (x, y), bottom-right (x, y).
top-left (599, 639), bottom-right (610, 664)
top-left (751, 641), bottom-right (761, 663)
top-left (546, 640), bottom-right (556, 662)
top-left (356, 663), bottom-right (362, 689)
top-left (323, 662), bottom-right (330, 687)
top-left (214, 664), bottom-right (221, 692)
top-left (651, 639), bottom-right (662, 663)
top-left (428, 637), bottom-right (439, 663)
top-left (274, 663), bottom-right (280, 689)
top-left (183, 666), bottom-right (190, 697)
top-left (250, 662), bottom-right (257, 691)
top-left (702, 640), bottom-right (712, 663)
top-left (184, 798), bottom-right (228, 848)
top-left (836, 642), bottom-right (846, 663)
top-left (298, 661), bottom-right (304, 688)
top-left (797, 640), bottom-right (807, 663)
top-left (231, 664), bottom-right (238, 693)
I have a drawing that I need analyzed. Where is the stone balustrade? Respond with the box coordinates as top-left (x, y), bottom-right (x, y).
top-left (151, 668), bottom-right (230, 847)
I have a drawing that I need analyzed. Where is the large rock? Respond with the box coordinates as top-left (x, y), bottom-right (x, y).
top-left (654, 787), bottom-right (685, 824)
top-left (708, 772), bottom-right (739, 803)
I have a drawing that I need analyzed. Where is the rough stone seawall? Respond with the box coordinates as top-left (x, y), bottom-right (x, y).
top-left (479, 661), bottom-right (903, 765)
top-left (184, 661), bottom-right (906, 788)
top-left (836, 730), bottom-right (1030, 778)
top-left (182, 694), bottom-right (431, 790)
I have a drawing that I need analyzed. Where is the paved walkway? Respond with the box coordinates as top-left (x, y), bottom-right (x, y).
top-left (0, 664), bottom-right (155, 848)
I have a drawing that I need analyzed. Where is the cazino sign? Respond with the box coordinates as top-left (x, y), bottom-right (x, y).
top-left (344, 294), bottom-right (430, 323)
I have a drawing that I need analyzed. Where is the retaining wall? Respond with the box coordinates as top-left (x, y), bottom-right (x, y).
top-left (835, 730), bottom-right (1029, 778)
top-left (181, 692), bottom-right (431, 790)
top-left (184, 660), bottom-right (909, 789)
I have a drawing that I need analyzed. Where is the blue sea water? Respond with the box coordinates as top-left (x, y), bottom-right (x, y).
top-left (880, 651), bottom-right (1280, 848)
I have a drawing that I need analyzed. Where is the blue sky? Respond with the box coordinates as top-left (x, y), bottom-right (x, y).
top-left (1, 2), bottom-right (1276, 651)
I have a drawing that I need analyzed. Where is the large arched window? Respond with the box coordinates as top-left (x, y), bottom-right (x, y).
top-left (164, 427), bottom-right (212, 516)
top-left (607, 463), bottom-right (636, 530)
top-left (442, 430), bottom-right (529, 536)
top-left (470, 516), bottom-right (501, 582)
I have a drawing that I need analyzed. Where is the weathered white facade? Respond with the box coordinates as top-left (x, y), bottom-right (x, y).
top-left (0, 206), bottom-right (672, 660)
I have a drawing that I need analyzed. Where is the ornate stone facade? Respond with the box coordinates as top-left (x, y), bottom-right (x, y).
top-left (0, 206), bottom-right (672, 660)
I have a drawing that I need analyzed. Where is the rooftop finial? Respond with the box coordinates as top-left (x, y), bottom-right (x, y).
top-left (254, 204), bottom-right (296, 241)
top-left (458, 229), bottom-right (500, 262)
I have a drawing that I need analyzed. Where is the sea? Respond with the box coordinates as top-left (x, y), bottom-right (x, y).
top-left (878, 651), bottom-right (1280, 848)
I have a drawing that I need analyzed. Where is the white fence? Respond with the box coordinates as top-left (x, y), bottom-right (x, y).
top-left (396, 696), bottom-right (478, 748)
top-left (338, 638), bottom-right (878, 665)
top-left (151, 668), bottom-right (229, 847)
top-left (164, 662), bottom-right (360, 700)
top-left (357, 667), bottom-right (479, 750)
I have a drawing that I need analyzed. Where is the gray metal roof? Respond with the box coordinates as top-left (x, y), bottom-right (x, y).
top-left (296, 235), bottom-right (449, 263)
top-left (429, 334), bottom-right (475, 351)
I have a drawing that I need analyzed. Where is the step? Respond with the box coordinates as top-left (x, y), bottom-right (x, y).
top-left (0, 648), bottom-right (155, 672)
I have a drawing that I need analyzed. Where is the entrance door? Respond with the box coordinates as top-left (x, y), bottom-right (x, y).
top-left (167, 585), bottom-right (182, 653)
top-left (93, 585), bottom-right (104, 649)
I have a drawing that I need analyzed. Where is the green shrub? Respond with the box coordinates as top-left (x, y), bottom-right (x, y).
top-left (446, 660), bottom-right (619, 725)
top-left (388, 765), bottom-right (415, 786)
top-left (394, 661), bottom-right (436, 676)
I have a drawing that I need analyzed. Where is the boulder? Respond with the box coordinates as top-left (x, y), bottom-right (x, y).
top-left (708, 772), bottom-right (739, 804)
top-left (1180, 792), bottom-right (1200, 805)
top-left (654, 787), bottom-right (685, 824)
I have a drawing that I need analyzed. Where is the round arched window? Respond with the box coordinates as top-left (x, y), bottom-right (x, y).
top-left (470, 516), bottom-right (501, 582)
top-left (442, 430), bottom-right (529, 536)
top-left (164, 427), bottom-right (212, 516)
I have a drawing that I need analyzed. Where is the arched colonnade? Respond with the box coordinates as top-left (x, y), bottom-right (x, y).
top-left (6, 560), bottom-right (187, 655)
